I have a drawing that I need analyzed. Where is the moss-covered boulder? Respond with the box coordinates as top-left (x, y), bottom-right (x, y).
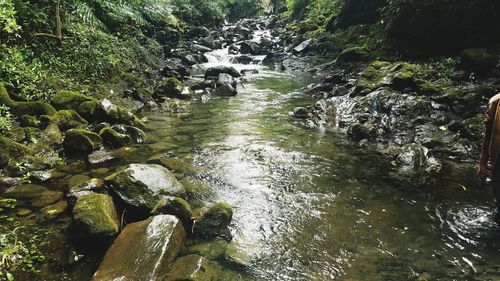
top-left (36, 123), bottom-right (63, 151)
top-left (461, 48), bottom-right (499, 73)
top-left (193, 202), bottom-right (233, 239)
top-left (50, 110), bottom-right (88, 131)
top-left (338, 45), bottom-right (369, 62)
top-left (5, 127), bottom-right (26, 142)
top-left (0, 136), bottom-right (31, 168)
top-left (50, 91), bottom-right (95, 111)
top-left (19, 115), bottom-right (40, 127)
top-left (78, 100), bottom-right (100, 120)
top-left (357, 61), bottom-right (423, 91)
top-left (72, 193), bottom-right (120, 240)
top-left (153, 77), bottom-right (190, 101)
top-left (151, 197), bottom-right (193, 232)
top-left (67, 178), bottom-right (106, 206)
top-left (0, 86), bottom-right (56, 117)
top-left (111, 124), bottom-right (147, 144)
top-left (91, 215), bottom-right (185, 281)
top-left (99, 127), bottom-right (132, 148)
top-left (104, 164), bottom-right (186, 215)
top-left (63, 129), bottom-right (102, 155)
top-left (93, 99), bottom-right (145, 129)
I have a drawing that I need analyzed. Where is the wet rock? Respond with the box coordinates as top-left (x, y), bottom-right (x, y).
top-left (241, 69), bottom-right (259, 75)
top-left (99, 127), bottom-right (132, 148)
top-left (92, 99), bottom-right (145, 129)
top-left (186, 240), bottom-right (228, 260)
top-left (151, 196), bottom-right (193, 232)
top-left (205, 66), bottom-right (241, 79)
top-left (239, 41), bottom-right (259, 55)
top-left (28, 170), bottom-right (53, 183)
top-left (214, 83), bottom-right (238, 97)
top-left (63, 129), bottom-right (103, 156)
top-left (231, 55), bottom-right (254, 64)
top-left (154, 77), bottom-right (190, 101)
top-left (262, 52), bottom-right (287, 65)
top-left (111, 124), bottom-right (147, 144)
top-left (165, 255), bottom-right (219, 281)
top-left (161, 58), bottom-right (190, 79)
top-left (104, 164), bottom-right (186, 214)
top-left (191, 44), bottom-right (212, 53)
top-left (357, 61), bottom-right (421, 91)
top-left (394, 143), bottom-right (442, 174)
top-left (31, 191), bottom-right (64, 208)
top-left (91, 215), bottom-right (185, 281)
top-left (224, 242), bottom-right (252, 267)
top-left (41, 200), bottom-right (68, 220)
top-left (161, 98), bottom-right (192, 113)
top-left (72, 193), bottom-right (120, 240)
top-left (293, 107), bottom-right (310, 118)
top-left (147, 154), bottom-right (194, 174)
top-left (68, 174), bottom-right (91, 188)
top-left (193, 202), bottom-right (233, 239)
top-left (0, 177), bottom-right (23, 189)
top-left (67, 178), bottom-right (106, 206)
top-left (293, 39), bottom-right (312, 54)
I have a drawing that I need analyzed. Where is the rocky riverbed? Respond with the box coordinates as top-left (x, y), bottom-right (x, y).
top-left (1, 16), bottom-right (500, 281)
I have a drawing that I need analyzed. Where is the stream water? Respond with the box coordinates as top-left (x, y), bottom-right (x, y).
top-left (3, 25), bottom-right (500, 281)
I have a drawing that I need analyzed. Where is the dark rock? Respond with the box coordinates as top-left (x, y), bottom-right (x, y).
top-left (205, 66), bottom-right (241, 79)
top-left (239, 41), bottom-right (259, 55)
top-left (241, 69), bottom-right (259, 75)
top-left (154, 77), bottom-right (190, 101)
top-left (91, 215), bottom-right (186, 281)
top-left (231, 55), bottom-right (254, 64)
top-left (72, 193), bottom-right (120, 240)
top-left (151, 196), bottom-right (193, 233)
top-left (63, 129), bottom-right (103, 156)
top-left (99, 127), bottom-right (133, 148)
top-left (193, 202), bottom-right (233, 239)
top-left (111, 124), bottom-right (147, 144)
top-left (293, 107), bottom-right (309, 118)
top-left (93, 99), bottom-right (145, 129)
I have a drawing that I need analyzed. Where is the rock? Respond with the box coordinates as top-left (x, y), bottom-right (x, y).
top-left (92, 99), bottom-right (145, 129)
top-left (41, 200), bottom-right (68, 220)
top-left (104, 164), bottom-right (186, 214)
top-left (0, 177), bottom-right (23, 189)
top-left (241, 69), bottom-right (259, 75)
top-left (72, 193), bottom-right (120, 240)
top-left (338, 46), bottom-right (368, 62)
top-left (151, 197), bottom-right (193, 232)
top-left (154, 77), bottom-right (190, 101)
top-left (91, 215), bottom-right (186, 281)
top-left (214, 83), bottom-right (237, 97)
top-left (193, 202), bottom-right (233, 239)
top-left (147, 154), bottom-right (194, 174)
top-left (67, 178), bottom-right (106, 206)
top-left (31, 191), bottom-right (64, 208)
top-left (68, 174), bottom-right (91, 188)
top-left (0, 85), bottom-right (56, 117)
top-left (110, 124), bottom-right (147, 144)
top-left (205, 66), bottom-right (241, 79)
top-left (28, 170), bottom-right (53, 183)
top-left (292, 107), bottom-right (309, 118)
top-left (0, 136), bottom-right (31, 169)
top-left (224, 242), bottom-right (253, 267)
top-left (161, 58), bottom-right (190, 79)
top-left (231, 55), bottom-right (253, 64)
top-left (165, 255), bottom-right (219, 281)
top-left (2, 184), bottom-right (49, 199)
top-left (19, 115), bottom-right (40, 127)
top-left (50, 110), bottom-right (88, 131)
top-left (99, 127), bottom-right (132, 148)
top-left (461, 48), bottom-right (499, 73)
top-left (35, 123), bottom-right (63, 151)
top-left (191, 44), bottom-right (212, 53)
top-left (239, 41), bottom-right (259, 55)
top-left (357, 61), bottom-right (421, 91)
top-left (5, 127), bottom-right (26, 142)
top-left (63, 129), bottom-right (103, 156)
top-left (50, 91), bottom-right (95, 111)
top-left (186, 240), bottom-right (228, 260)
top-left (293, 39), bottom-right (312, 53)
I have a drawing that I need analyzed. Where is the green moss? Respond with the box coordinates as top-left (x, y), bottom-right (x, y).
top-left (193, 202), bottom-right (233, 238)
top-left (19, 115), bottom-right (40, 127)
top-left (78, 100), bottom-right (100, 120)
top-left (63, 129), bottom-right (102, 155)
top-left (50, 110), bottom-right (88, 131)
top-left (0, 136), bottom-right (31, 168)
top-left (0, 86), bottom-right (56, 117)
top-left (151, 197), bottom-right (193, 230)
top-left (338, 45), bottom-right (369, 62)
top-left (72, 194), bottom-right (120, 238)
top-left (99, 127), bottom-right (132, 148)
top-left (50, 91), bottom-right (95, 111)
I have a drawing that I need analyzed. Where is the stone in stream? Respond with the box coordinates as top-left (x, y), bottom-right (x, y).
top-left (293, 39), bottom-right (312, 54)
top-left (213, 73), bottom-right (238, 97)
top-left (63, 129), bottom-right (103, 156)
top-left (91, 215), bottom-right (186, 281)
top-left (99, 127), bottom-right (133, 148)
top-left (31, 191), bottom-right (64, 208)
top-left (165, 255), bottom-right (219, 281)
top-left (193, 202), bottom-right (233, 239)
top-left (241, 69), bottom-right (259, 75)
top-left (153, 77), bottom-right (190, 101)
top-left (239, 41), bottom-right (259, 55)
top-left (231, 55), bottom-right (254, 64)
top-left (72, 193), bottom-right (120, 240)
top-left (67, 178), bottom-right (106, 206)
top-left (205, 66), bottom-right (241, 79)
top-left (92, 99), bottom-right (145, 129)
top-left (147, 154), bottom-right (194, 174)
top-left (111, 124), bottom-right (147, 144)
top-left (41, 200), bottom-right (68, 220)
top-left (104, 164), bottom-right (186, 215)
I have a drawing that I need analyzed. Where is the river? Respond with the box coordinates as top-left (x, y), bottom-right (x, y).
top-left (2, 22), bottom-right (500, 281)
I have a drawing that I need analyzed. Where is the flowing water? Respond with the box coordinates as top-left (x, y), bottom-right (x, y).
top-left (3, 27), bottom-right (500, 281)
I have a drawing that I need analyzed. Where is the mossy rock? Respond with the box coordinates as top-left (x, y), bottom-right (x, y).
top-left (19, 115), bottom-right (40, 127)
top-left (148, 154), bottom-right (194, 175)
top-left (185, 240), bottom-right (228, 260)
top-left (154, 77), bottom-right (188, 100)
top-left (165, 255), bottom-right (220, 281)
top-left (50, 110), bottom-right (88, 131)
top-left (50, 91), bottom-right (95, 111)
top-left (151, 196), bottom-right (193, 233)
top-left (104, 164), bottom-right (186, 216)
top-left (31, 191), bottom-right (64, 208)
top-left (93, 99), bottom-right (145, 129)
top-left (0, 136), bottom-right (31, 168)
top-left (461, 48), bottom-right (499, 73)
top-left (36, 123), bottom-right (63, 150)
top-left (193, 202), bottom-right (233, 239)
top-left (78, 100), bottom-right (100, 120)
top-left (111, 124), bottom-right (147, 144)
top-left (41, 200), bottom-right (68, 220)
top-left (5, 127), bottom-right (26, 142)
top-left (63, 129), bottom-right (102, 155)
top-left (358, 61), bottom-right (423, 91)
top-left (99, 127), bottom-right (133, 148)
top-left (72, 193), bottom-right (120, 240)
top-left (0, 86), bottom-right (56, 116)
top-left (338, 45), bottom-right (369, 62)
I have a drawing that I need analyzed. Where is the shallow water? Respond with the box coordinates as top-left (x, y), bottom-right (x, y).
top-left (3, 31), bottom-right (500, 281)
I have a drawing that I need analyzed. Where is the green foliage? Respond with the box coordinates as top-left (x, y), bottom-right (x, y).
top-left (0, 105), bottom-right (13, 134)
top-left (0, 0), bottom-right (20, 33)
top-left (171, 0), bottom-right (231, 26)
top-left (227, 0), bottom-right (260, 20)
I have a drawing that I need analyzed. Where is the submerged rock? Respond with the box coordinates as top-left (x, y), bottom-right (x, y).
top-left (104, 164), bottom-right (186, 214)
top-left (72, 193), bottom-right (120, 240)
top-left (67, 178), bottom-right (106, 206)
top-left (165, 255), bottom-right (219, 281)
top-left (193, 202), bottom-right (233, 239)
top-left (31, 191), bottom-right (64, 208)
top-left (91, 215), bottom-right (186, 281)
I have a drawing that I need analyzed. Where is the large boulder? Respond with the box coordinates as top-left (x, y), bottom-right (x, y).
top-left (50, 110), bottom-right (88, 131)
top-left (193, 202), bottom-right (233, 239)
top-left (91, 215), bottom-right (186, 281)
top-left (104, 164), bottom-right (186, 215)
top-left (92, 99), bottom-right (145, 129)
top-left (213, 73), bottom-right (238, 97)
top-left (72, 193), bottom-right (120, 240)
top-left (99, 127), bottom-right (133, 148)
top-left (63, 129), bottom-right (103, 155)
top-left (0, 136), bottom-right (31, 168)
top-left (205, 66), bottom-right (241, 79)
